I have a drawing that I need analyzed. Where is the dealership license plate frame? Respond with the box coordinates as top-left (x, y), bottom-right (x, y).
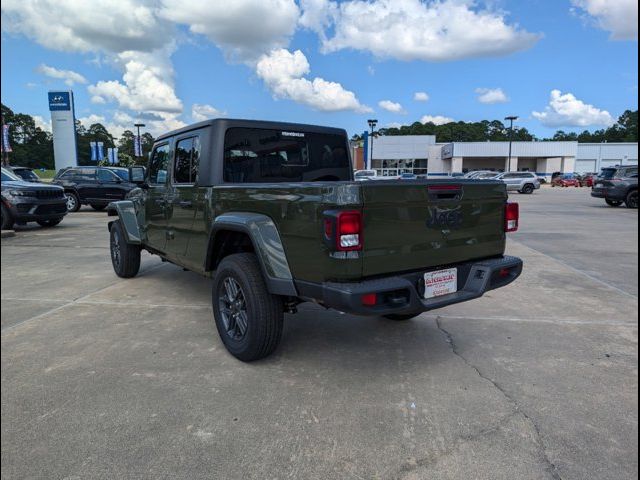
top-left (424, 268), bottom-right (458, 299)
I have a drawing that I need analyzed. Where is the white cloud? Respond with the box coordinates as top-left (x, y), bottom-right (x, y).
top-left (532, 89), bottom-right (615, 127)
top-left (88, 46), bottom-right (182, 115)
top-left (1, 0), bottom-right (170, 53)
top-left (378, 100), bottom-right (406, 114)
top-left (420, 115), bottom-right (455, 125)
top-left (571, 0), bottom-right (638, 40)
top-left (191, 104), bottom-right (227, 122)
top-left (385, 122), bottom-right (405, 129)
top-left (302, 0), bottom-right (540, 61)
top-left (413, 92), bottom-right (429, 102)
top-left (475, 87), bottom-right (509, 104)
top-left (256, 48), bottom-right (371, 112)
top-left (159, 0), bottom-right (300, 60)
top-left (36, 64), bottom-right (87, 86)
top-left (78, 114), bottom-right (106, 127)
top-left (33, 115), bottom-right (51, 133)
top-left (367, 65), bottom-right (375, 76)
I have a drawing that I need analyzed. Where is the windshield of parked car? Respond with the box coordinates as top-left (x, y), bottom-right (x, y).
top-left (16, 169), bottom-right (39, 181)
top-left (1, 168), bottom-right (21, 181)
top-left (224, 128), bottom-right (351, 183)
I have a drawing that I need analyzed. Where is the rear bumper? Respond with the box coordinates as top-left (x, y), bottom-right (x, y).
top-left (296, 255), bottom-right (523, 316)
top-left (591, 187), bottom-right (625, 200)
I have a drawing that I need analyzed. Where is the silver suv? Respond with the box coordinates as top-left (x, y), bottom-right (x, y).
top-left (495, 172), bottom-right (541, 194)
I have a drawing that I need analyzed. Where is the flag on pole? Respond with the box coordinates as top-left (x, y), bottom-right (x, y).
top-left (97, 142), bottom-right (104, 161)
top-left (1, 124), bottom-right (12, 153)
top-left (90, 142), bottom-right (97, 161)
top-left (134, 135), bottom-right (143, 157)
top-left (107, 148), bottom-right (119, 165)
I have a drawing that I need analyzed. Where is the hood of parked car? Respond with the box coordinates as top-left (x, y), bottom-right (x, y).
top-left (1, 180), bottom-right (64, 191)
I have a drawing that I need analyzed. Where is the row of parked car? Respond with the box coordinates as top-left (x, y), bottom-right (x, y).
top-left (1, 165), bottom-right (141, 230)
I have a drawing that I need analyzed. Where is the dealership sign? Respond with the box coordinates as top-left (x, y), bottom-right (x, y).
top-left (48, 92), bottom-right (72, 111)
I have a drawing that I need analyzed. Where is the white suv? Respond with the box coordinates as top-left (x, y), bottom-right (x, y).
top-left (495, 172), bottom-right (541, 194)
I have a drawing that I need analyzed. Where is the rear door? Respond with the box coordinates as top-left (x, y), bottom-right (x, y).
top-left (500, 172), bottom-right (522, 190)
top-left (75, 167), bottom-right (99, 201)
top-left (166, 134), bottom-right (204, 267)
top-left (359, 180), bottom-right (507, 277)
top-left (145, 142), bottom-right (172, 252)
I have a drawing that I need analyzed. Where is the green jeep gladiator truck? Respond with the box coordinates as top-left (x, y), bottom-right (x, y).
top-left (107, 119), bottom-right (523, 361)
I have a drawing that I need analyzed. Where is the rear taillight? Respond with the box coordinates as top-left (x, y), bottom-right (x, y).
top-left (505, 202), bottom-right (519, 233)
top-left (323, 210), bottom-right (363, 251)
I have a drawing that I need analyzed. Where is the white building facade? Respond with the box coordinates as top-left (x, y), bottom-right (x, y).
top-left (366, 135), bottom-right (638, 180)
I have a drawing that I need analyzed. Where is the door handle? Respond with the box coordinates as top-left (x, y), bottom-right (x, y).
top-left (178, 200), bottom-right (193, 209)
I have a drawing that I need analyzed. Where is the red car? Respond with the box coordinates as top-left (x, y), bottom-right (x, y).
top-left (551, 176), bottom-right (581, 187)
top-left (579, 174), bottom-right (595, 187)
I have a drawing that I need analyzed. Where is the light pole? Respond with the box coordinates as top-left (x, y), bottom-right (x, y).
top-left (134, 123), bottom-right (146, 162)
top-left (367, 119), bottom-right (378, 170)
top-left (504, 116), bottom-right (518, 172)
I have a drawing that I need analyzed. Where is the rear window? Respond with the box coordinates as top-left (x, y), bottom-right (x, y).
top-left (599, 168), bottom-right (616, 179)
top-left (111, 169), bottom-right (129, 181)
top-left (223, 128), bottom-right (351, 183)
top-left (617, 167), bottom-right (637, 178)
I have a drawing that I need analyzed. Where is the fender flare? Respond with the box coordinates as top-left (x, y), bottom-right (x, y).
top-left (106, 200), bottom-right (143, 244)
top-left (207, 212), bottom-right (297, 297)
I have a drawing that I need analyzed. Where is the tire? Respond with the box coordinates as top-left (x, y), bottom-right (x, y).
top-left (1, 203), bottom-right (13, 230)
top-left (110, 220), bottom-right (141, 278)
top-left (37, 218), bottom-right (63, 227)
top-left (90, 204), bottom-right (106, 211)
top-left (625, 190), bottom-right (638, 209)
top-left (605, 198), bottom-right (623, 207)
top-left (383, 313), bottom-right (422, 321)
top-left (520, 184), bottom-right (535, 194)
top-left (212, 253), bottom-right (283, 362)
top-left (64, 192), bottom-right (80, 212)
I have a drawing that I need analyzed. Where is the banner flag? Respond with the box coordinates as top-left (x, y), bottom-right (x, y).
top-left (134, 135), bottom-right (142, 157)
top-left (97, 142), bottom-right (104, 161)
top-left (90, 141), bottom-right (97, 161)
top-left (112, 147), bottom-right (118, 165)
top-left (1, 124), bottom-right (12, 153)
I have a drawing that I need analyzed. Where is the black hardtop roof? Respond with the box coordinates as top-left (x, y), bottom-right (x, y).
top-left (155, 118), bottom-right (348, 142)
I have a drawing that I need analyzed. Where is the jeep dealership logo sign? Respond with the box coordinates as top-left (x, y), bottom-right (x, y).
top-left (48, 91), bottom-right (71, 111)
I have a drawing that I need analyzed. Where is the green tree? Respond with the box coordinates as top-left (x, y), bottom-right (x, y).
top-left (1, 103), bottom-right (54, 168)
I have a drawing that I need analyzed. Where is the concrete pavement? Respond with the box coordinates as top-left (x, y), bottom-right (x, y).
top-left (1, 188), bottom-right (637, 479)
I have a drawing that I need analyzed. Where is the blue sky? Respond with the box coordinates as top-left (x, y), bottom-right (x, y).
top-left (1, 0), bottom-right (637, 139)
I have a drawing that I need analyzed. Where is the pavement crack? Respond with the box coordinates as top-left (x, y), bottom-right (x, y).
top-left (435, 316), bottom-right (564, 480)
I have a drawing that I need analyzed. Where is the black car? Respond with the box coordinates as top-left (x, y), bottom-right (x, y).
top-left (591, 165), bottom-right (638, 209)
top-left (1, 167), bottom-right (67, 230)
top-left (52, 166), bottom-right (139, 212)
top-left (9, 166), bottom-right (41, 182)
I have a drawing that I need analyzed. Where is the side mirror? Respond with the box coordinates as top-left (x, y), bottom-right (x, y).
top-left (129, 166), bottom-right (146, 184)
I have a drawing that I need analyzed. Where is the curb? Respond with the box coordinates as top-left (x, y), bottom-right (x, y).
top-left (1, 230), bottom-right (16, 238)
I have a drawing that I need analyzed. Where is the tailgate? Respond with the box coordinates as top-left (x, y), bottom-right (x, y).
top-left (360, 180), bottom-right (507, 277)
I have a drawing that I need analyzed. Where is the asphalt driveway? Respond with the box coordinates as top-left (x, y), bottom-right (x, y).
top-left (1, 187), bottom-right (637, 480)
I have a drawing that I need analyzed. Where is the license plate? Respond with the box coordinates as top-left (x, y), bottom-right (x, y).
top-left (595, 183), bottom-right (603, 188)
top-left (424, 268), bottom-right (458, 299)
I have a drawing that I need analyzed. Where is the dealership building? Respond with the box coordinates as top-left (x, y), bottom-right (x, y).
top-left (354, 135), bottom-right (638, 179)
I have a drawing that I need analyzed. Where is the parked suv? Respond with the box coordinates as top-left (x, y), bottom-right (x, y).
top-left (52, 166), bottom-right (139, 212)
top-left (495, 172), bottom-right (540, 194)
top-left (591, 165), bottom-right (638, 208)
top-left (1, 167), bottom-right (67, 230)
